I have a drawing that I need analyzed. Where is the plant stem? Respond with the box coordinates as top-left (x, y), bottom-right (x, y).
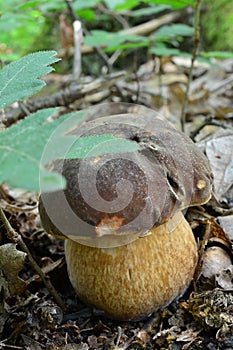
top-left (65, 0), bottom-right (112, 72)
top-left (181, 0), bottom-right (202, 132)
top-left (0, 207), bottom-right (67, 311)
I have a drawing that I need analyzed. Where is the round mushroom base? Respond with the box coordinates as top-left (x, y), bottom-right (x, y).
top-left (65, 213), bottom-right (198, 321)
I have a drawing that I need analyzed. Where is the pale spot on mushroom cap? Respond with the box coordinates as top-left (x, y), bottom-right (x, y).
top-left (93, 156), bottom-right (101, 164)
top-left (196, 179), bottom-right (207, 190)
top-left (95, 215), bottom-right (124, 237)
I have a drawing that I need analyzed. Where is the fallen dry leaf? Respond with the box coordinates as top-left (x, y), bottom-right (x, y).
top-left (0, 243), bottom-right (26, 297)
top-left (202, 129), bottom-right (233, 206)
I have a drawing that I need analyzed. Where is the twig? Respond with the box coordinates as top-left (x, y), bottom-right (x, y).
top-left (97, 3), bottom-right (130, 29)
top-left (181, 0), bottom-right (202, 132)
top-left (190, 117), bottom-right (228, 140)
top-left (212, 206), bottom-right (233, 216)
top-left (120, 11), bottom-right (180, 36)
top-left (65, 0), bottom-right (112, 72)
top-left (18, 101), bottom-right (31, 116)
top-left (65, 0), bottom-right (127, 101)
top-left (118, 313), bottom-right (160, 350)
top-left (72, 20), bottom-right (83, 80)
top-left (63, 0), bottom-right (82, 80)
top-left (4, 71), bottom-right (125, 127)
top-left (192, 219), bottom-right (211, 290)
top-left (0, 207), bottom-right (67, 311)
top-left (0, 207), bottom-right (19, 243)
top-left (0, 342), bottom-right (24, 349)
top-left (115, 326), bottom-right (123, 347)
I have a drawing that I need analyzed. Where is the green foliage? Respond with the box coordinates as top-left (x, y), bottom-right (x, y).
top-left (0, 0), bottom-right (231, 62)
top-left (155, 24), bottom-right (194, 40)
top-left (129, 5), bottom-right (171, 17)
top-left (84, 22), bottom-right (194, 56)
top-left (201, 51), bottom-right (233, 59)
top-left (104, 0), bottom-right (128, 10)
top-left (84, 30), bottom-right (149, 51)
top-left (0, 108), bottom-right (66, 191)
top-left (202, 0), bottom-right (233, 51)
top-left (74, 0), bottom-right (101, 8)
top-left (0, 51), bottom-right (60, 109)
top-left (0, 51), bottom-right (139, 191)
top-left (0, 0), bottom-right (48, 60)
top-left (65, 135), bottom-right (139, 159)
top-left (143, 0), bottom-right (195, 9)
top-left (150, 46), bottom-right (191, 57)
top-left (105, 0), bottom-right (195, 11)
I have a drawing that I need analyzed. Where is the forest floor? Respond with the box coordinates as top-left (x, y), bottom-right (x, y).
top-left (0, 54), bottom-right (233, 349)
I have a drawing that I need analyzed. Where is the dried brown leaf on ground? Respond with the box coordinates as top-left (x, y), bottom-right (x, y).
top-left (203, 129), bottom-right (233, 207)
top-left (0, 243), bottom-right (26, 297)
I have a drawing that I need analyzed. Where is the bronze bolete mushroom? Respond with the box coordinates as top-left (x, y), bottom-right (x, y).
top-left (39, 108), bottom-right (213, 321)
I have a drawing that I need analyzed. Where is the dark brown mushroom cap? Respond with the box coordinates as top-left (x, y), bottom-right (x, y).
top-left (39, 111), bottom-right (213, 247)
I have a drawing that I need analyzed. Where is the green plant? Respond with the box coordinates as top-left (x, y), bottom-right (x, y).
top-left (83, 1), bottom-right (195, 57)
top-left (0, 51), bottom-right (139, 192)
top-left (1, 0), bottom-right (232, 64)
top-left (201, 0), bottom-right (233, 52)
top-left (0, 0), bottom-right (49, 60)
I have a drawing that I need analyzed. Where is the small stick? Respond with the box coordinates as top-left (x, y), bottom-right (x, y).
top-left (65, 0), bottom-right (112, 73)
top-left (0, 342), bottom-right (24, 349)
top-left (72, 20), bottom-right (83, 80)
top-left (115, 326), bottom-right (123, 347)
top-left (192, 219), bottom-right (211, 290)
top-left (181, 0), bottom-right (202, 132)
top-left (0, 207), bottom-right (67, 311)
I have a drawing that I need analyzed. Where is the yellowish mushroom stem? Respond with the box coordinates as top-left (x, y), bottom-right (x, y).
top-left (65, 212), bottom-right (197, 321)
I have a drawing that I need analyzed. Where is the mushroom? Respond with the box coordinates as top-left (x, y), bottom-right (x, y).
top-left (39, 108), bottom-right (213, 321)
